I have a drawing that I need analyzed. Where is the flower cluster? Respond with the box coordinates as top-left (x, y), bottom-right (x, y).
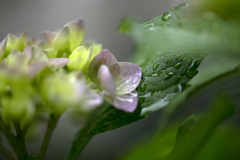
top-left (0, 18), bottom-right (142, 127)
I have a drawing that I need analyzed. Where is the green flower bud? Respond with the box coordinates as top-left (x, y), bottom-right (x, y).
top-left (41, 73), bottom-right (85, 114)
top-left (67, 46), bottom-right (92, 72)
top-left (1, 94), bottom-right (35, 125)
top-left (3, 31), bottom-right (28, 59)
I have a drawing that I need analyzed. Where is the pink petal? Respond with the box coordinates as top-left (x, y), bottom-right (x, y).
top-left (29, 61), bottom-right (47, 77)
top-left (109, 62), bottom-right (142, 95)
top-left (112, 90), bottom-right (139, 113)
top-left (82, 90), bottom-right (103, 110)
top-left (23, 46), bottom-right (32, 60)
top-left (0, 38), bottom-right (7, 60)
top-left (48, 58), bottom-right (70, 69)
top-left (68, 18), bottom-right (85, 32)
top-left (98, 65), bottom-right (116, 99)
top-left (42, 31), bottom-right (58, 44)
top-left (89, 49), bottom-right (117, 84)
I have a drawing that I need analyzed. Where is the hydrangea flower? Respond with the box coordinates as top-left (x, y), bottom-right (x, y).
top-left (67, 46), bottom-right (92, 72)
top-left (89, 49), bottom-right (142, 112)
top-left (42, 18), bottom-right (102, 72)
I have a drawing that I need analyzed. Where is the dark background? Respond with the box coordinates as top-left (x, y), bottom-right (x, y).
top-left (0, 0), bottom-right (183, 159)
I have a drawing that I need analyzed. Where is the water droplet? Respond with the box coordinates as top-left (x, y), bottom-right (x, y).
top-left (176, 55), bottom-right (180, 60)
top-left (179, 3), bottom-right (189, 9)
top-left (167, 59), bottom-right (172, 64)
top-left (151, 73), bottom-right (158, 77)
top-left (157, 71), bottom-right (164, 75)
top-left (162, 12), bottom-right (171, 21)
top-left (140, 82), bottom-right (147, 92)
top-left (174, 62), bottom-right (182, 69)
top-left (153, 63), bottom-right (160, 71)
top-left (144, 23), bottom-right (154, 28)
top-left (188, 58), bottom-right (200, 72)
top-left (164, 72), bottom-right (174, 80)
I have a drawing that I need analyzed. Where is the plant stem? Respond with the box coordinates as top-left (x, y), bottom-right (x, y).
top-left (0, 120), bottom-right (28, 160)
top-left (67, 102), bottom-right (108, 160)
top-left (0, 133), bottom-right (18, 160)
top-left (67, 135), bottom-right (93, 160)
top-left (39, 114), bottom-right (60, 160)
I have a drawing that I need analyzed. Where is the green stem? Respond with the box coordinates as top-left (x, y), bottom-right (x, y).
top-left (67, 102), bottom-right (108, 160)
top-left (0, 120), bottom-right (28, 160)
top-left (0, 133), bottom-right (18, 160)
top-left (67, 130), bottom-right (93, 160)
top-left (39, 114), bottom-right (60, 160)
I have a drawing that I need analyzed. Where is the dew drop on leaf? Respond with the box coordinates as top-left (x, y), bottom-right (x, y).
top-left (174, 62), bottom-right (182, 69)
top-left (164, 72), bottom-right (174, 80)
top-left (162, 12), bottom-right (171, 21)
top-left (153, 63), bottom-right (160, 71)
top-left (140, 82), bottom-right (147, 92)
top-left (167, 59), bottom-right (172, 64)
top-left (188, 58), bottom-right (200, 72)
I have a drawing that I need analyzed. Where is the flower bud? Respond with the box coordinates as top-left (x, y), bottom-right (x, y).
top-left (67, 46), bottom-right (92, 73)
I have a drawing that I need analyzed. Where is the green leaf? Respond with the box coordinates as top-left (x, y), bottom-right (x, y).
top-left (121, 93), bottom-right (237, 160)
top-left (168, 94), bottom-right (236, 160)
top-left (165, 65), bottom-right (240, 121)
top-left (137, 50), bottom-right (206, 115)
top-left (121, 126), bottom-right (178, 160)
top-left (88, 105), bottom-right (145, 136)
top-left (191, 0), bottom-right (240, 21)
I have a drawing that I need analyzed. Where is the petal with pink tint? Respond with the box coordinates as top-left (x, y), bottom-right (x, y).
top-left (48, 58), bottom-right (70, 69)
top-left (97, 65), bottom-right (116, 99)
top-left (109, 62), bottom-right (142, 95)
top-left (89, 49), bottom-right (117, 84)
top-left (29, 61), bottom-right (47, 77)
top-left (113, 90), bottom-right (139, 113)
top-left (82, 90), bottom-right (103, 111)
top-left (42, 31), bottom-right (58, 44)
top-left (23, 46), bottom-right (32, 60)
top-left (0, 38), bottom-right (7, 60)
